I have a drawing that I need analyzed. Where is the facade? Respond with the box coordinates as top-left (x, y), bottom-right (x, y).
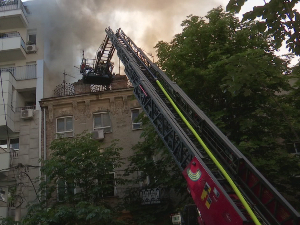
top-left (40, 75), bottom-right (143, 200)
top-left (0, 0), bottom-right (44, 220)
top-left (0, 1), bottom-right (158, 221)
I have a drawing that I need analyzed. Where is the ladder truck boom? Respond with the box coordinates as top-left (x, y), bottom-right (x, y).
top-left (81, 27), bottom-right (300, 225)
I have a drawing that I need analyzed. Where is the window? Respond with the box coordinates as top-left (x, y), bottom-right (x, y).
top-left (286, 142), bottom-right (300, 155)
top-left (57, 179), bottom-right (75, 202)
top-left (131, 108), bottom-right (142, 130)
top-left (0, 138), bottom-right (19, 151)
top-left (93, 112), bottom-right (112, 133)
top-left (139, 171), bottom-right (150, 188)
top-left (27, 30), bottom-right (37, 45)
top-left (0, 140), bottom-right (8, 150)
top-left (28, 34), bottom-right (36, 44)
top-left (139, 156), bottom-right (156, 188)
top-left (10, 138), bottom-right (19, 151)
top-left (56, 116), bottom-right (73, 138)
top-left (102, 172), bottom-right (115, 197)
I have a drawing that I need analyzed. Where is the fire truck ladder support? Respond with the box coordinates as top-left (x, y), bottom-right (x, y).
top-left (105, 27), bottom-right (300, 225)
top-left (156, 79), bottom-right (260, 225)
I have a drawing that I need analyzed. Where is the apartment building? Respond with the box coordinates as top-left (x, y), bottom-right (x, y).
top-left (0, 0), bottom-right (44, 220)
top-left (40, 75), bottom-right (143, 201)
top-left (0, 1), bottom-right (162, 221)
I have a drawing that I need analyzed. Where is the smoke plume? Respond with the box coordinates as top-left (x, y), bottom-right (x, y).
top-left (28, 0), bottom-right (224, 97)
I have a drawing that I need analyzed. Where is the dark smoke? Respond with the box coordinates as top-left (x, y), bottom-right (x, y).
top-left (28, 0), bottom-right (224, 97)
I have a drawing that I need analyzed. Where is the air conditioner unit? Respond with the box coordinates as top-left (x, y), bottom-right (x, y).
top-left (91, 129), bottom-right (104, 140)
top-left (26, 44), bottom-right (38, 53)
top-left (21, 109), bottom-right (34, 119)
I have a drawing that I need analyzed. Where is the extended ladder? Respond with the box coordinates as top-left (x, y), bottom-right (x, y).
top-left (106, 27), bottom-right (300, 225)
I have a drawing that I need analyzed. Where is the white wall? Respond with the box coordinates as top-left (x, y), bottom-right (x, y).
top-left (0, 71), bottom-right (16, 131)
top-left (36, 59), bottom-right (44, 110)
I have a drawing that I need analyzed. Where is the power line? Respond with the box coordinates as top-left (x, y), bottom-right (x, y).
top-left (20, 171), bottom-right (40, 203)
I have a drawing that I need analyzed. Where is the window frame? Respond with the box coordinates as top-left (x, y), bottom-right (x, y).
top-left (101, 172), bottom-right (116, 197)
top-left (27, 29), bottom-right (37, 45)
top-left (57, 179), bottom-right (76, 202)
top-left (139, 156), bottom-right (156, 188)
top-left (10, 138), bottom-right (19, 151)
top-left (131, 108), bottom-right (142, 130)
top-left (0, 138), bottom-right (19, 151)
top-left (93, 112), bottom-right (112, 133)
top-left (56, 116), bottom-right (74, 138)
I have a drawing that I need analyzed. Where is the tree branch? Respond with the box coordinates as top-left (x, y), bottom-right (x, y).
top-left (284, 0), bottom-right (300, 44)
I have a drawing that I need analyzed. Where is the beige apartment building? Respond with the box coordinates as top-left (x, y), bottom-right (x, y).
top-left (0, 0), bottom-right (158, 221)
top-left (39, 75), bottom-right (143, 201)
top-left (0, 0), bottom-right (45, 220)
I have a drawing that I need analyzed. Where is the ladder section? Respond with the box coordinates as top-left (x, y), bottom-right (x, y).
top-left (94, 34), bottom-right (115, 75)
top-left (114, 28), bottom-right (262, 225)
top-left (114, 28), bottom-right (300, 225)
top-left (106, 27), bottom-right (250, 225)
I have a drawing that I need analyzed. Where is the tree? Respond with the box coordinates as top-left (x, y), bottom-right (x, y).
top-left (122, 115), bottom-right (193, 225)
top-left (0, 217), bottom-right (19, 225)
top-left (155, 7), bottom-right (300, 209)
top-left (23, 133), bottom-right (125, 225)
top-left (227, 0), bottom-right (300, 55)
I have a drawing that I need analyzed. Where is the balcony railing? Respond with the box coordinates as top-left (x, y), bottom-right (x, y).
top-left (0, 148), bottom-right (10, 172)
top-left (15, 105), bottom-right (36, 112)
top-left (53, 75), bottom-right (130, 97)
top-left (0, 64), bottom-right (37, 80)
top-left (0, 0), bottom-right (28, 18)
top-left (140, 188), bottom-right (161, 205)
top-left (0, 31), bottom-right (26, 52)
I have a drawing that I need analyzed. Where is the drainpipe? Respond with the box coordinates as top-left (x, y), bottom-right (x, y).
top-left (43, 107), bottom-right (47, 202)
top-left (38, 108), bottom-right (42, 189)
top-left (44, 107), bottom-right (46, 162)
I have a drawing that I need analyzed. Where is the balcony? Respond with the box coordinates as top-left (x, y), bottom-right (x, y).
top-left (0, 0), bottom-right (28, 29)
top-left (140, 188), bottom-right (161, 205)
top-left (0, 147), bottom-right (10, 172)
top-left (0, 31), bottom-right (26, 62)
top-left (0, 71), bottom-right (15, 132)
top-left (0, 64), bottom-right (36, 80)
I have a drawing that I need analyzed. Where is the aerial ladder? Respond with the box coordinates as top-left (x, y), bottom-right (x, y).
top-left (80, 27), bottom-right (300, 225)
top-left (80, 35), bottom-right (115, 88)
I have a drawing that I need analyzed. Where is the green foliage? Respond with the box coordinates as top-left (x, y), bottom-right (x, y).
top-left (155, 7), bottom-right (300, 209)
top-left (122, 115), bottom-right (192, 225)
top-left (0, 217), bottom-right (20, 225)
top-left (285, 63), bottom-right (300, 139)
top-left (227, 0), bottom-right (300, 55)
top-left (23, 132), bottom-right (125, 225)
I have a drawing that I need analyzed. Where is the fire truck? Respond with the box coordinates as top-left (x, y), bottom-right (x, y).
top-left (80, 27), bottom-right (300, 225)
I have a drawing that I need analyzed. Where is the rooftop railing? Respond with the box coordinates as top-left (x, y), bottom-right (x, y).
top-left (53, 75), bottom-right (130, 97)
top-left (0, 64), bottom-right (37, 80)
top-left (0, 0), bottom-right (28, 20)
